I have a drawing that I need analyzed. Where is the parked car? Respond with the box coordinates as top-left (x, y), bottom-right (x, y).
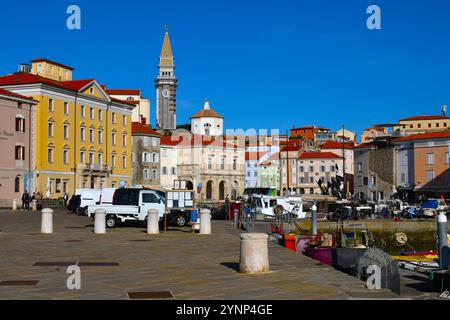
top-left (67, 194), bottom-right (81, 213)
top-left (76, 189), bottom-right (102, 215)
top-left (97, 188), bottom-right (117, 205)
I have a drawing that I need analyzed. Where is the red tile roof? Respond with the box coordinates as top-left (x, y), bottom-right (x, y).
top-left (321, 141), bottom-right (355, 150)
top-left (400, 115), bottom-right (450, 121)
top-left (0, 72), bottom-right (95, 92)
top-left (393, 130), bottom-right (450, 142)
top-left (31, 58), bottom-right (74, 71)
top-left (110, 97), bottom-right (139, 105)
top-left (298, 152), bottom-right (342, 160)
top-left (190, 109), bottom-right (224, 119)
top-left (131, 122), bottom-right (161, 136)
top-left (0, 88), bottom-right (37, 102)
top-left (106, 89), bottom-right (141, 96)
top-left (353, 143), bottom-right (373, 149)
top-left (245, 152), bottom-right (267, 161)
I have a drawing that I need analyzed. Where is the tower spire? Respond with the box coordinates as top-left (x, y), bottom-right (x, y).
top-left (159, 25), bottom-right (173, 67)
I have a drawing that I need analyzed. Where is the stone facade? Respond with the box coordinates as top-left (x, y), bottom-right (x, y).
top-left (131, 122), bottom-right (161, 187)
top-left (0, 90), bottom-right (37, 207)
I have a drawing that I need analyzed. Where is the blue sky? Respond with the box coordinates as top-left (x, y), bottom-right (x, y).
top-left (0, 0), bottom-right (449, 138)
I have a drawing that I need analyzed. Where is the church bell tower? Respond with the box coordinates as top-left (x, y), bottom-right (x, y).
top-left (155, 25), bottom-right (178, 130)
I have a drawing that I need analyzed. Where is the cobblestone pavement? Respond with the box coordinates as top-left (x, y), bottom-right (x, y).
top-left (0, 208), bottom-right (401, 300)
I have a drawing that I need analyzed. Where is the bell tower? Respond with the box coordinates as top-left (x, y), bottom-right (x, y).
top-left (155, 25), bottom-right (178, 130)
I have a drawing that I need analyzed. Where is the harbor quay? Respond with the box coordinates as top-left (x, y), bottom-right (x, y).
top-left (0, 208), bottom-right (400, 300)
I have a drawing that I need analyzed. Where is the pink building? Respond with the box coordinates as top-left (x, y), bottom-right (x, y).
top-left (0, 89), bottom-right (37, 207)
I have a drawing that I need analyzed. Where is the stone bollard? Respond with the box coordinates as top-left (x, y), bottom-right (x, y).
top-left (41, 208), bottom-right (53, 234)
top-left (438, 212), bottom-right (449, 268)
top-left (94, 208), bottom-right (106, 234)
top-left (31, 200), bottom-right (37, 212)
top-left (239, 233), bottom-right (269, 274)
top-left (199, 209), bottom-right (212, 235)
top-left (12, 199), bottom-right (17, 211)
top-left (147, 209), bottom-right (160, 234)
top-left (311, 202), bottom-right (318, 236)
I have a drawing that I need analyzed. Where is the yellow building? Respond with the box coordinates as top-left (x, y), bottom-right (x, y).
top-left (0, 58), bottom-right (135, 198)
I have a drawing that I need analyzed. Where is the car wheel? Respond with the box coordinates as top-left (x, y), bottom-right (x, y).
top-left (106, 215), bottom-right (117, 228)
top-left (174, 214), bottom-right (186, 227)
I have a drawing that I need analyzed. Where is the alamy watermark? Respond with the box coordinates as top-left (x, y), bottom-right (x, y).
top-left (366, 265), bottom-right (381, 290)
top-left (367, 5), bottom-right (381, 30)
top-left (66, 5), bottom-right (81, 30)
top-left (66, 265), bottom-right (81, 290)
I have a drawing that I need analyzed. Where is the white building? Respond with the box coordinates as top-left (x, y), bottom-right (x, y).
top-left (190, 99), bottom-right (224, 136)
top-left (106, 89), bottom-right (151, 124)
top-left (160, 136), bottom-right (179, 190)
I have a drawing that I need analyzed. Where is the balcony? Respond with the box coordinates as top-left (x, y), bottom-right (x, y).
top-left (78, 164), bottom-right (111, 173)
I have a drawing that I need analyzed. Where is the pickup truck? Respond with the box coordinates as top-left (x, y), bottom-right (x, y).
top-left (87, 188), bottom-right (190, 228)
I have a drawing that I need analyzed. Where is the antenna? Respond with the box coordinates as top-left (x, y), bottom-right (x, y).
top-left (442, 104), bottom-right (447, 117)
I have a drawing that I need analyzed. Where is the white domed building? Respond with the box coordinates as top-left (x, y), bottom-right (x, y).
top-left (190, 99), bottom-right (224, 136)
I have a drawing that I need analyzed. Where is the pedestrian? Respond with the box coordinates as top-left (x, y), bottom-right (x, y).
top-left (63, 192), bottom-right (69, 208)
top-left (36, 192), bottom-right (43, 211)
top-left (21, 190), bottom-right (30, 211)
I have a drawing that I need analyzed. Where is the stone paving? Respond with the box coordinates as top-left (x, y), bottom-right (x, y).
top-left (0, 208), bottom-right (401, 300)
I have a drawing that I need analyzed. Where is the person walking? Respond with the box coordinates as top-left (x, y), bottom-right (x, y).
top-left (36, 192), bottom-right (43, 211)
top-left (21, 190), bottom-right (30, 211)
top-left (63, 192), bottom-right (69, 208)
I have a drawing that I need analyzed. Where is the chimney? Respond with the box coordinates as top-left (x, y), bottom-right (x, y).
top-left (140, 115), bottom-right (147, 125)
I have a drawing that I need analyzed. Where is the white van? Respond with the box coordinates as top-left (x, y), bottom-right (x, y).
top-left (77, 189), bottom-right (102, 215)
top-left (98, 188), bottom-right (117, 205)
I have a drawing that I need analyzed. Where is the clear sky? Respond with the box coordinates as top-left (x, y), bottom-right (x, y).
top-left (1, 0), bottom-right (449, 138)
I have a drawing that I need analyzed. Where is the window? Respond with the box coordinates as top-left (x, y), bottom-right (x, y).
top-left (63, 124), bottom-right (69, 140)
top-left (143, 169), bottom-right (150, 180)
top-left (320, 166), bottom-right (325, 172)
top-left (418, 123), bottom-right (421, 128)
top-left (89, 129), bottom-right (94, 143)
top-left (152, 138), bottom-right (158, 147)
top-left (81, 105), bottom-right (86, 118)
top-left (363, 177), bottom-right (368, 186)
top-left (309, 166), bottom-right (314, 172)
top-left (98, 130), bottom-right (103, 144)
top-left (48, 148), bottom-right (54, 163)
top-left (144, 137), bottom-right (150, 147)
top-left (111, 155), bottom-right (116, 168)
top-left (162, 167), bottom-right (168, 175)
top-left (300, 166), bottom-right (304, 172)
top-left (142, 193), bottom-right (159, 204)
top-left (446, 152), bottom-right (449, 164)
top-left (358, 162), bottom-right (362, 173)
top-left (428, 123), bottom-right (431, 128)
top-left (171, 167), bottom-right (176, 175)
top-left (300, 177), bottom-right (305, 184)
top-left (90, 107), bottom-right (94, 120)
top-left (427, 171), bottom-right (435, 182)
top-left (122, 155), bottom-right (127, 169)
top-left (427, 153), bottom-right (435, 165)
top-left (98, 153), bottom-right (103, 165)
top-left (233, 158), bottom-right (237, 170)
top-left (309, 177), bottom-right (314, 183)
top-left (208, 157), bottom-right (212, 169)
top-left (15, 116), bottom-right (26, 132)
top-left (371, 176), bottom-right (377, 186)
top-left (80, 127), bottom-right (86, 141)
top-left (112, 113), bottom-right (116, 124)
top-left (330, 165), bottom-right (335, 172)
top-left (64, 102), bottom-right (69, 115)
top-left (221, 157), bottom-right (225, 170)
top-left (80, 151), bottom-right (85, 163)
top-left (112, 133), bottom-right (116, 145)
top-left (63, 149), bottom-right (69, 164)
top-left (152, 169), bottom-right (158, 179)
top-left (122, 115), bottom-right (127, 126)
top-left (48, 98), bottom-right (54, 112)
top-left (98, 110), bottom-right (103, 121)
top-left (89, 152), bottom-right (94, 164)
top-left (153, 153), bottom-right (158, 163)
top-left (122, 134), bottom-right (127, 147)
top-left (48, 122), bottom-right (54, 137)
top-left (63, 181), bottom-right (68, 193)
top-left (15, 146), bottom-right (25, 161)
top-left (437, 123), bottom-right (440, 128)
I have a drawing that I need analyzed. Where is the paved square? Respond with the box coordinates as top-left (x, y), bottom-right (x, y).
top-left (0, 208), bottom-right (399, 300)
